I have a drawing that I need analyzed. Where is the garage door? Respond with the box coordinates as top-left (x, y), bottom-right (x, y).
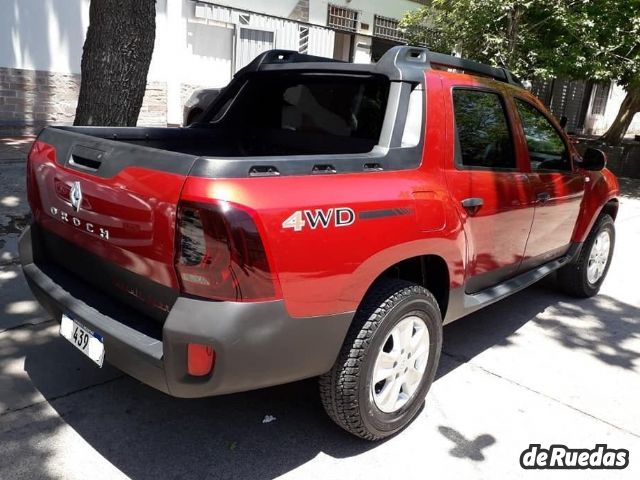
top-left (235, 28), bottom-right (275, 72)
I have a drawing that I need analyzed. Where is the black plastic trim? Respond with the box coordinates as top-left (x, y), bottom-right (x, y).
top-left (190, 79), bottom-right (425, 177)
top-left (235, 47), bottom-right (522, 86)
top-left (359, 208), bottom-right (413, 219)
top-left (39, 227), bottom-right (178, 323)
top-left (20, 225), bottom-right (355, 398)
top-left (444, 242), bottom-right (582, 324)
top-left (41, 70), bottom-right (426, 178)
top-left (189, 145), bottom-right (422, 178)
top-left (39, 127), bottom-right (200, 178)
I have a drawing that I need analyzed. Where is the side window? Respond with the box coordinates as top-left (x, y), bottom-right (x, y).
top-left (515, 99), bottom-right (570, 171)
top-left (401, 84), bottom-right (424, 147)
top-left (452, 89), bottom-right (515, 170)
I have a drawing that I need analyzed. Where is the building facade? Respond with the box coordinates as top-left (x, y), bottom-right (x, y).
top-left (0, 0), bottom-right (421, 135)
top-left (530, 77), bottom-right (640, 138)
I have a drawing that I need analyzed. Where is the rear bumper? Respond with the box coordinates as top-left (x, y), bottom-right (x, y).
top-left (19, 225), bottom-right (353, 398)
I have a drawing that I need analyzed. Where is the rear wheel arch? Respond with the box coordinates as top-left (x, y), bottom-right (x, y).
top-left (320, 278), bottom-right (443, 439)
top-left (366, 254), bottom-right (450, 320)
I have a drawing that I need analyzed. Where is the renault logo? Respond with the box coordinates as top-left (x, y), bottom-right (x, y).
top-left (70, 181), bottom-right (83, 211)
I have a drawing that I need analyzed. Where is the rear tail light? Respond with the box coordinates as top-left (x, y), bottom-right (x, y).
top-left (26, 141), bottom-right (53, 214)
top-left (187, 343), bottom-right (216, 376)
top-left (175, 200), bottom-right (280, 301)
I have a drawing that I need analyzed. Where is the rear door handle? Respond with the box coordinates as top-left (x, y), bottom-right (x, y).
top-left (461, 197), bottom-right (484, 215)
top-left (536, 192), bottom-right (551, 203)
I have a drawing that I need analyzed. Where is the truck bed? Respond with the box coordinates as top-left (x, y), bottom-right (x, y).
top-left (54, 125), bottom-right (379, 158)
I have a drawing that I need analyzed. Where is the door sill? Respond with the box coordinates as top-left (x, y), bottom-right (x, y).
top-left (444, 243), bottom-right (582, 324)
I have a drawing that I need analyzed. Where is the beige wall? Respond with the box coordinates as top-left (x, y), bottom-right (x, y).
top-left (584, 82), bottom-right (640, 137)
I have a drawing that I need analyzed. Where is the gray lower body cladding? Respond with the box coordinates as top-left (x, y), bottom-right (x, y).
top-left (19, 225), bottom-right (354, 398)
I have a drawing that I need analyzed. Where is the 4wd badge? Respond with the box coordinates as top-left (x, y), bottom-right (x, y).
top-left (282, 208), bottom-right (355, 232)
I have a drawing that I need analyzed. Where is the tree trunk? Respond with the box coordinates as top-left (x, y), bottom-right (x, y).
top-left (600, 83), bottom-right (640, 146)
top-left (506, 4), bottom-right (523, 64)
top-left (74, 0), bottom-right (156, 126)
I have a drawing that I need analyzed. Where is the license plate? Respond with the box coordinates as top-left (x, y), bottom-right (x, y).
top-left (60, 314), bottom-right (105, 367)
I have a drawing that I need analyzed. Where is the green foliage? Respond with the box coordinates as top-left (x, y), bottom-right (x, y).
top-left (400, 0), bottom-right (640, 86)
top-left (399, 7), bottom-right (450, 54)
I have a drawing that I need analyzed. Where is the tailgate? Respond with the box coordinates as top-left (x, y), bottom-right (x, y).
top-left (28, 127), bottom-right (200, 322)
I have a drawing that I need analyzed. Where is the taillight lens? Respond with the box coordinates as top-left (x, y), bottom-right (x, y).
top-left (175, 200), bottom-right (280, 301)
top-left (26, 140), bottom-right (52, 215)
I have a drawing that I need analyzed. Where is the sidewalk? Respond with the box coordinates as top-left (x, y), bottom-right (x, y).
top-left (0, 136), bottom-right (35, 162)
top-left (0, 136), bottom-right (33, 266)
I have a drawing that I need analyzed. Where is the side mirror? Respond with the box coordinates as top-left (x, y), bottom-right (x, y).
top-left (578, 147), bottom-right (607, 171)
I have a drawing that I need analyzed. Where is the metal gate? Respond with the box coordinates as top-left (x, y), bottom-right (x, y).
top-left (531, 77), bottom-right (591, 133)
top-left (235, 28), bottom-right (275, 72)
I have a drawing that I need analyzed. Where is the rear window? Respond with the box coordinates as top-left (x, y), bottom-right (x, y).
top-left (212, 73), bottom-right (389, 143)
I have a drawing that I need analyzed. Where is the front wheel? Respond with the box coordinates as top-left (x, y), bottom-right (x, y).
top-left (557, 214), bottom-right (615, 298)
top-left (319, 279), bottom-right (443, 440)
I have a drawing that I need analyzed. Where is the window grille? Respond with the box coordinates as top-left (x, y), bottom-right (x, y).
top-left (299, 26), bottom-right (309, 54)
top-left (591, 82), bottom-right (611, 115)
top-left (328, 4), bottom-right (358, 32)
top-left (373, 15), bottom-right (404, 42)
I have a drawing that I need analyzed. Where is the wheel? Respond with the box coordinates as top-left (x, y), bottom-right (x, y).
top-left (557, 214), bottom-right (615, 298)
top-left (319, 279), bottom-right (443, 440)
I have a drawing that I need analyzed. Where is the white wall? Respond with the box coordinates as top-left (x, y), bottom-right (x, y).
top-left (0, 0), bottom-right (416, 126)
top-left (158, 0), bottom-right (334, 123)
top-left (307, 26), bottom-right (335, 58)
top-left (0, 0), bottom-right (89, 73)
top-left (308, 0), bottom-right (421, 64)
top-left (353, 34), bottom-right (372, 64)
top-left (0, 0), bottom-right (419, 76)
top-left (0, 0), bottom-right (171, 79)
top-left (201, 0), bottom-right (304, 20)
top-left (309, 0), bottom-right (420, 30)
top-left (585, 83), bottom-right (640, 137)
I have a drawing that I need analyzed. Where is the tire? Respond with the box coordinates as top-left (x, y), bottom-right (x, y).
top-left (557, 214), bottom-right (615, 298)
top-left (319, 279), bottom-right (443, 440)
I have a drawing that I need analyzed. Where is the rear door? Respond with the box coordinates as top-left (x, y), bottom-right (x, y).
top-left (444, 85), bottom-right (535, 293)
top-left (512, 97), bottom-right (585, 271)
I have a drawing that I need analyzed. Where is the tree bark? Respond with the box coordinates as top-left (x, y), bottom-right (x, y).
top-left (600, 83), bottom-right (640, 146)
top-left (506, 4), bottom-right (523, 65)
top-left (74, 0), bottom-right (156, 126)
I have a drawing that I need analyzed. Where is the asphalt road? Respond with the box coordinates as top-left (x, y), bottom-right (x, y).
top-left (1, 155), bottom-right (639, 479)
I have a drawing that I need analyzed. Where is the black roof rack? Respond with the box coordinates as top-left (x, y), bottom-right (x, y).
top-left (235, 47), bottom-right (523, 87)
top-left (234, 50), bottom-right (344, 77)
top-left (426, 50), bottom-right (523, 87)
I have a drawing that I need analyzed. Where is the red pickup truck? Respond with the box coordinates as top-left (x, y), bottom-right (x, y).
top-left (20, 47), bottom-right (619, 440)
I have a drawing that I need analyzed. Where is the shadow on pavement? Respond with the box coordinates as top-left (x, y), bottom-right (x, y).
top-left (438, 426), bottom-right (495, 461)
top-left (0, 278), bottom-right (636, 479)
top-left (438, 282), bottom-right (639, 377)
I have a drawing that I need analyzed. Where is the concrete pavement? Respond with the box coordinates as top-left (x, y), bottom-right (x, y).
top-left (1, 150), bottom-right (639, 479)
top-left (0, 136), bottom-right (34, 162)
